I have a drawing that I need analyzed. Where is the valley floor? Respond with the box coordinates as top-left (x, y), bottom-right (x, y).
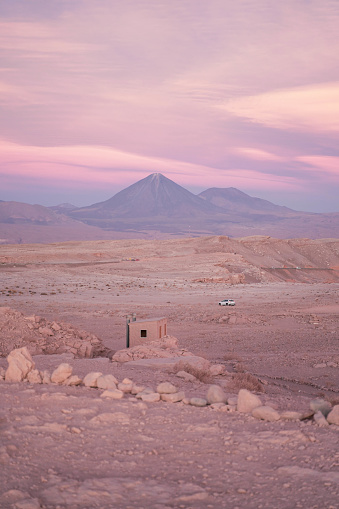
top-left (1, 238), bottom-right (339, 508)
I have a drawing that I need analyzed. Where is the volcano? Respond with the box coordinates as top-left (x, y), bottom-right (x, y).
top-left (70, 173), bottom-right (221, 220)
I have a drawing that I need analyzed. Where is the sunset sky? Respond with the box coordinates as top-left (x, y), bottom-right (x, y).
top-left (1, 0), bottom-right (338, 212)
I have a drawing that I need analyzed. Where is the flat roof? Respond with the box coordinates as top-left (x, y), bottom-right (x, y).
top-left (128, 317), bottom-right (166, 324)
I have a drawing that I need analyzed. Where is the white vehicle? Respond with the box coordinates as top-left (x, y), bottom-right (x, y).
top-left (219, 299), bottom-right (235, 306)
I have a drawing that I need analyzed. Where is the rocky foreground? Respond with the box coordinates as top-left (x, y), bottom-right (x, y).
top-left (1, 346), bottom-right (339, 509)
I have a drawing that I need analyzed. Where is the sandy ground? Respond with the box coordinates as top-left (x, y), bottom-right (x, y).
top-left (1, 238), bottom-right (339, 508)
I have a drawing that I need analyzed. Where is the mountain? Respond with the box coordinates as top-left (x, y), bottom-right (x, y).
top-left (70, 173), bottom-right (221, 220)
top-left (1, 174), bottom-right (338, 243)
top-left (199, 187), bottom-right (293, 215)
top-left (68, 173), bottom-right (339, 239)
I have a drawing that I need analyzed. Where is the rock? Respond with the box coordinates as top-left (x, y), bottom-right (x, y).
top-left (209, 364), bottom-right (227, 376)
top-left (96, 374), bottom-right (118, 390)
top-left (0, 367), bottom-right (5, 380)
top-left (51, 322), bottom-right (61, 331)
top-left (78, 342), bottom-right (94, 358)
top-left (64, 375), bottom-right (82, 386)
top-left (175, 356), bottom-right (211, 372)
top-left (206, 385), bottom-right (227, 404)
top-left (210, 402), bottom-right (227, 410)
top-left (41, 370), bottom-right (51, 384)
top-left (221, 404), bottom-right (237, 412)
top-left (252, 405), bottom-right (280, 422)
top-left (300, 410), bottom-right (315, 421)
top-left (157, 382), bottom-right (178, 394)
top-left (14, 498), bottom-right (42, 509)
top-left (189, 397), bottom-right (207, 407)
top-left (90, 412), bottom-right (130, 425)
top-left (140, 392), bottom-right (160, 403)
top-left (5, 347), bottom-right (35, 382)
top-left (280, 411), bottom-right (303, 421)
top-left (118, 379), bottom-right (134, 392)
top-left (313, 363), bottom-right (326, 368)
top-left (176, 370), bottom-right (197, 382)
top-left (83, 372), bottom-right (103, 388)
top-left (313, 410), bottom-right (329, 427)
top-left (38, 326), bottom-right (54, 336)
top-left (131, 383), bottom-right (145, 395)
top-left (161, 391), bottom-right (185, 403)
top-left (327, 405), bottom-right (339, 425)
top-left (100, 390), bottom-right (124, 399)
top-left (50, 363), bottom-right (73, 384)
top-left (237, 389), bottom-right (262, 413)
top-left (26, 369), bottom-right (42, 384)
top-left (112, 336), bottom-right (182, 363)
top-left (1, 490), bottom-right (31, 505)
top-left (310, 398), bottom-right (332, 417)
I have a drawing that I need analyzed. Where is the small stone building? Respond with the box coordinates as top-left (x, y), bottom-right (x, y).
top-left (127, 316), bottom-right (167, 348)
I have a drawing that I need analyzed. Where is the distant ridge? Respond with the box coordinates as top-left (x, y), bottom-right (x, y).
top-left (0, 201), bottom-right (61, 224)
top-left (49, 203), bottom-right (78, 213)
top-left (1, 173), bottom-right (338, 242)
top-left (199, 187), bottom-right (293, 214)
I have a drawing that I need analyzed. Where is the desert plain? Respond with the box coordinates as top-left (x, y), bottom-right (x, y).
top-left (1, 235), bottom-right (339, 509)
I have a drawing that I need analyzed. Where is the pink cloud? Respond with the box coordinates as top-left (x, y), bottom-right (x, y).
top-left (0, 139), bottom-right (299, 192)
top-left (219, 82), bottom-right (339, 133)
top-left (233, 147), bottom-right (285, 162)
top-left (296, 155), bottom-right (339, 177)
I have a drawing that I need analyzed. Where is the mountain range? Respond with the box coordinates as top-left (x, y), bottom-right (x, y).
top-left (1, 173), bottom-right (338, 244)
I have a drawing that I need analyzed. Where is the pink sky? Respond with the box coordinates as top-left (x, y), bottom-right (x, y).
top-left (0, 0), bottom-right (339, 212)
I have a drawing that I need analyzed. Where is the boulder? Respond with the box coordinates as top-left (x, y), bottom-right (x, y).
top-left (118, 378), bottom-right (134, 393)
top-left (78, 342), bottom-right (94, 358)
top-left (209, 364), bottom-right (227, 376)
top-left (131, 383), bottom-right (145, 395)
top-left (112, 336), bottom-right (182, 363)
top-left (280, 410), bottom-right (303, 421)
top-left (237, 389), bottom-right (262, 413)
top-left (96, 374), bottom-right (118, 390)
top-left (176, 356), bottom-right (211, 372)
top-left (83, 372), bottom-right (103, 388)
top-left (161, 391), bottom-right (185, 403)
top-left (310, 398), bottom-right (332, 417)
top-left (313, 410), bottom-right (329, 427)
top-left (50, 363), bottom-right (73, 384)
top-left (157, 382), bottom-right (178, 394)
top-left (252, 406), bottom-right (280, 422)
top-left (64, 375), bottom-right (82, 386)
top-left (26, 369), bottom-right (42, 384)
top-left (327, 405), bottom-right (339, 425)
top-left (189, 397), bottom-right (208, 407)
top-left (140, 392), bottom-right (160, 403)
top-left (100, 390), bottom-right (124, 399)
top-left (206, 385), bottom-right (227, 404)
top-left (5, 347), bottom-right (35, 382)
top-left (176, 371), bottom-right (197, 382)
top-left (41, 370), bottom-right (51, 384)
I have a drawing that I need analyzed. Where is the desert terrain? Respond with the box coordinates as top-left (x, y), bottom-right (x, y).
top-left (1, 236), bottom-right (339, 509)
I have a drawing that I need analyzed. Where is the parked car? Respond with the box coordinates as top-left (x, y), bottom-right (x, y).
top-left (218, 299), bottom-right (235, 306)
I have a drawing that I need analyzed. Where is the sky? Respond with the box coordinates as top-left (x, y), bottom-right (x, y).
top-left (0, 0), bottom-right (339, 212)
